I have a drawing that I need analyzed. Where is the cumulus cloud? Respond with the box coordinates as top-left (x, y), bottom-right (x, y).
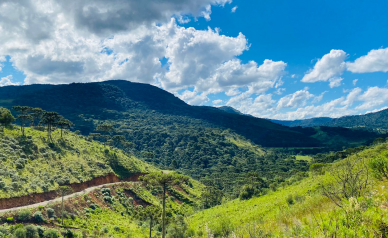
top-left (341, 87), bottom-right (362, 107)
top-left (356, 87), bottom-right (388, 110)
top-left (231, 6), bottom-right (238, 13)
top-left (277, 89), bottom-right (314, 109)
top-left (353, 79), bottom-right (358, 86)
top-left (347, 48), bottom-right (388, 73)
top-left (178, 90), bottom-right (209, 105)
top-left (54, 0), bottom-right (231, 35)
top-left (212, 99), bottom-right (223, 105)
top-left (302, 50), bottom-right (347, 84)
top-left (0, 75), bottom-right (20, 86)
top-left (329, 77), bottom-right (343, 88)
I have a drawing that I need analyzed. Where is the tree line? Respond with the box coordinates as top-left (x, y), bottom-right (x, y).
top-left (0, 106), bottom-right (73, 139)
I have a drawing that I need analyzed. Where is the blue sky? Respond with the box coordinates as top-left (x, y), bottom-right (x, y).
top-left (1, 0), bottom-right (388, 119)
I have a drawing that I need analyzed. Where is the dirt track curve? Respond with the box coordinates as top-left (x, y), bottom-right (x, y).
top-left (0, 182), bottom-right (132, 214)
top-left (0, 173), bottom-right (146, 214)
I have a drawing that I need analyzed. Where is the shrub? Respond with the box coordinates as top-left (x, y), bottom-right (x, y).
top-left (286, 194), bottom-right (294, 205)
top-left (14, 227), bottom-right (27, 238)
top-left (309, 163), bottom-right (325, 175)
top-left (25, 225), bottom-right (39, 238)
top-left (369, 157), bottom-right (388, 180)
top-left (33, 211), bottom-right (45, 223)
top-left (36, 226), bottom-right (45, 237)
top-left (46, 208), bottom-right (55, 218)
top-left (101, 227), bottom-right (109, 233)
top-left (6, 216), bottom-right (14, 222)
top-left (113, 226), bottom-right (121, 232)
top-left (18, 210), bottom-right (32, 222)
top-left (43, 230), bottom-right (58, 238)
top-left (63, 229), bottom-right (75, 238)
top-left (239, 185), bottom-right (255, 200)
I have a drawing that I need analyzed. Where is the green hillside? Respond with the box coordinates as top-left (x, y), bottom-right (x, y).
top-left (188, 141), bottom-right (388, 237)
top-left (0, 127), bottom-right (155, 199)
top-left (0, 81), bottom-right (380, 198)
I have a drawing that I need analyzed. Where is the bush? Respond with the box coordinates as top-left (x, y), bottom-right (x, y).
top-left (36, 226), bottom-right (45, 237)
top-left (14, 227), bottom-right (27, 238)
top-left (239, 185), bottom-right (255, 200)
top-left (46, 208), bottom-right (55, 218)
top-left (25, 225), bottom-right (39, 238)
top-left (309, 163), bottom-right (325, 175)
top-left (18, 210), bottom-right (32, 222)
top-left (43, 230), bottom-right (59, 238)
top-left (33, 211), bottom-right (45, 223)
top-left (6, 216), bottom-right (14, 222)
top-left (369, 157), bottom-right (388, 180)
top-left (63, 229), bottom-right (75, 238)
top-left (101, 227), bottom-right (109, 233)
top-left (286, 194), bottom-right (294, 205)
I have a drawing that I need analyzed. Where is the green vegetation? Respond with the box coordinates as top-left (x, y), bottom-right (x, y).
top-left (188, 141), bottom-right (388, 237)
top-left (1, 82), bottom-right (388, 237)
top-left (0, 81), bottom-right (381, 198)
top-left (0, 126), bottom-right (154, 199)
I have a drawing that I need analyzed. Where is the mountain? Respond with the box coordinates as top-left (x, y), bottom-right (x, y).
top-left (270, 108), bottom-right (388, 132)
top-left (270, 117), bottom-right (333, 127)
top-left (217, 106), bottom-right (246, 116)
top-left (0, 80), bottom-right (380, 194)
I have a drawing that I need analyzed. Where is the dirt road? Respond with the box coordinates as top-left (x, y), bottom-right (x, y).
top-left (0, 182), bottom-right (133, 214)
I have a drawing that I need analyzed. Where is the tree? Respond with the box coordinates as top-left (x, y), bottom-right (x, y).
top-left (30, 108), bottom-right (44, 127)
top-left (321, 157), bottom-right (370, 208)
top-left (96, 124), bottom-right (114, 146)
top-left (96, 124), bottom-right (114, 134)
top-left (141, 172), bottom-right (184, 238)
top-left (56, 118), bottom-right (73, 138)
top-left (40, 111), bottom-right (61, 140)
top-left (13, 106), bottom-right (33, 136)
top-left (144, 205), bottom-right (161, 238)
top-left (0, 107), bottom-right (15, 128)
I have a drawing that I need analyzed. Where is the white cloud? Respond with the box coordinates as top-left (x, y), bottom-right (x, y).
top-left (212, 99), bottom-right (223, 105)
top-left (347, 48), bottom-right (388, 73)
top-left (231, 6), bottom-right (238, 13)
top-left (178, 90), bottom-right (209, 105)
top-left (225, 88), bottom-right (241, 96)
top-left (0, 75), bottom-right (20, 86)
top-left (353, 79), bottom-right (358, 86)
top-left (277, 89), bottom-right (314, 109)
top-left (341, 87), bottom-right (362, 107)
top-left (312, 91), bottom-right (327, 103)
top-left (356, 87), bottom-right (388, 110)
top-left (302, 50), bottom-right (347, 84)
top-left (329, 77), bottom-right (343, 88)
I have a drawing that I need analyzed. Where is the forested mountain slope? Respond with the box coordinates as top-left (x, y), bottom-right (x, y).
top-left (0, 80), bottom-right (380, 194)
top-left (271, 108), bottom-right (388, 132)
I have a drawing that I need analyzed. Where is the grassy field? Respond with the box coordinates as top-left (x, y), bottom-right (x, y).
top-left (188, 142), bottom-right (388, 237)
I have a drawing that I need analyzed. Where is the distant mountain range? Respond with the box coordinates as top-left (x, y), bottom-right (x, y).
top-left (269, 109), bottom-right (388, 132)
top-left (0, 80), bottom-right (320, 148)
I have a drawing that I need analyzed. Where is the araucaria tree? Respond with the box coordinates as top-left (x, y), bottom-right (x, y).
top-left (0, 107), bottom-right (15, 129)
top-left (144, 205), bottom-right (161, 238)
top-left (30, 107), bottom-right (44, 127)
top-left (57, 117), bottom-right (73, 138)
top-left (12, 106), bottom-right (33, 136)
top-left (40, 111), bottom-right (61, 140)
top-left (141, 172), bottom-right (184, 238)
